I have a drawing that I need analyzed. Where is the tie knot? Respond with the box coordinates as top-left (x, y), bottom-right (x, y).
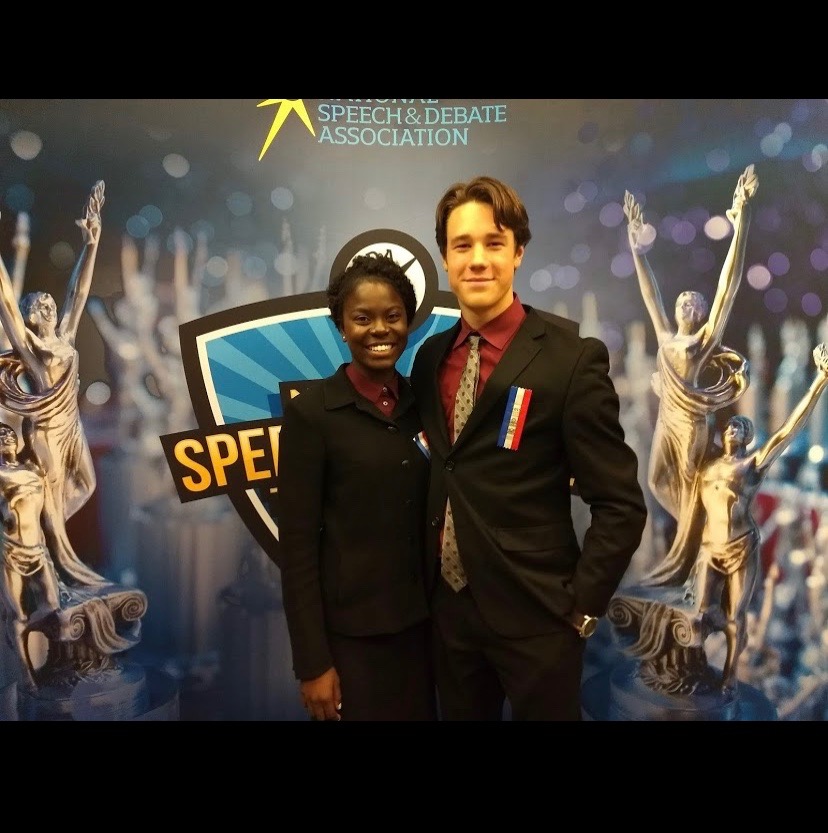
top-left (468, 333), bottom-right (481, 350)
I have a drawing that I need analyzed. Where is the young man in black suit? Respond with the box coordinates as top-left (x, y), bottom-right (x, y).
top-left (410, 175), bottom-right (648, 720)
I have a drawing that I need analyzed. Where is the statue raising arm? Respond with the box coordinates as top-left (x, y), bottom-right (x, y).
top-left (60, 180), bottom-right (105, 342)
top-left (0, 213), bottom-right (31, 353)
top-left (0, 230), bottom-right (37, 373)
top-left (11, 212), bottom-right (30, 303)
top-left (696, 165), bottom-right (758, 368)
top-left (0, 181), bottom-right (105, 394)
top-left (624, 190), bottom-right (672, 344)
top-left (753, 342), bottom-right (828, 477)
top-left (624, 164), bottom-right (757, 360)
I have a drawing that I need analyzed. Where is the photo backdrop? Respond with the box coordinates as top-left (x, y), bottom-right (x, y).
top-left (0, 98), bottom-right (826, 721)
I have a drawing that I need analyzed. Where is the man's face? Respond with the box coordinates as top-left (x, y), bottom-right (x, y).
top-left (443, 201), bottom-right (524, 325)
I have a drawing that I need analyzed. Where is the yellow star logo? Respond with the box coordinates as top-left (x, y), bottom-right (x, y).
top-left (257, 99), bottom-right (316, 160)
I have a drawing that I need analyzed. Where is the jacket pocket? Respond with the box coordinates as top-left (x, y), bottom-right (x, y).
top-left (494, 523), bottom-right (576, 552)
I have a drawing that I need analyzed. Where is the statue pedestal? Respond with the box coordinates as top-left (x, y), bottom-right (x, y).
top-left (591, 581), bottom-right (779, 719)
top-left (581, 658), bottom-right (777, 720)
top-left (0, 664), bottom-right (179, 721)
top-left (31, 581), bottom-right (147, 650)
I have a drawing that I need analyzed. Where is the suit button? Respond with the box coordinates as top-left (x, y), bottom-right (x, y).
top-left (405, 499), bottom-right (413, 507)
top-left (445, 460), bottom-right (455, 471)
top-left (387, 425), bottom-right (398, 433)
top-left (431, 517), bottom-right (441, 527)
top-left (401, 459), bottom-right (410, 468)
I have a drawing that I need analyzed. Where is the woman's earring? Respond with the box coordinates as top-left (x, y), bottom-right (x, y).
top-left (341, 334), bottom-right (347, 342)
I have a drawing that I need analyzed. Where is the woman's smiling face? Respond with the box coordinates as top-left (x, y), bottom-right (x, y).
top-left (341, 279), bottom-right (409, 383)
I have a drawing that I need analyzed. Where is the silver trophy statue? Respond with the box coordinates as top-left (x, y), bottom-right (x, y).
top-left (586, 166), bottom-right (828, 720)
top-left (625, 167), bottom-right (755, 593)
top-left (583, 166), bottom-right (796, 719)
top-left (0, 182), bottom-right (176, 720)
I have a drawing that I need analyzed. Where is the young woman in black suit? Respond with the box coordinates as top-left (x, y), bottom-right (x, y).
top-left (277, 251), bottom-right (436, 721)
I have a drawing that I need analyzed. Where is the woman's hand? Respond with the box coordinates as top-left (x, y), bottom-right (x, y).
top-left (300, 666), bottom-right (342, 721)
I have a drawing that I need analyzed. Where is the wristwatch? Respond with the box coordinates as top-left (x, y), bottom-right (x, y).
top-left (570, 611), bottom-right (599, 639)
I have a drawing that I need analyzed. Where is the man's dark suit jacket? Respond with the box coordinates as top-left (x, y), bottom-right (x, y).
top-left (410, 305), bottom-right (647, 637)
top-left (277, 365), bottom-right (430, 680)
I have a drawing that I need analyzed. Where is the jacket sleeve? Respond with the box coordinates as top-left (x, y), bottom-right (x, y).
top-left (277, 396), bottom-right (333, 681)
top-left (563, 336), bottom-right (648, 615)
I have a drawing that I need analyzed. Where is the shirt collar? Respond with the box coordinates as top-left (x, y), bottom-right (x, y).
top-left (345, 362), bottom-right (400, 401)
top-left (453, 293), bottom-right (526, 351)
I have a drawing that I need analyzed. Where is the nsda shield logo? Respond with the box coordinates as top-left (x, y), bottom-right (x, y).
top-left (160, 229), bottom-right (460, 558)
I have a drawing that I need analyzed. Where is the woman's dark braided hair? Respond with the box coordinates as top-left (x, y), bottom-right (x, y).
top-left (327, 250), bottom-right (417, 331)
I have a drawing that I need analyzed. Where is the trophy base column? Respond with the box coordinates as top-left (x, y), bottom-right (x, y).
top-left (0, 664), bottom-right (179, 721)
top-left (581, 658), bottom-right (778, 721)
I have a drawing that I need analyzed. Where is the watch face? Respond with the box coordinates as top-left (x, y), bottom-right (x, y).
top-left (582, 617), bottom-right (598, 637)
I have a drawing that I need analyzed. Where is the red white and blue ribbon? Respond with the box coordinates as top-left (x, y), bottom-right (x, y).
top-left (414, 430), bottom-right (431, 459)
top-left (498, 386), bottom-right (532, 451)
